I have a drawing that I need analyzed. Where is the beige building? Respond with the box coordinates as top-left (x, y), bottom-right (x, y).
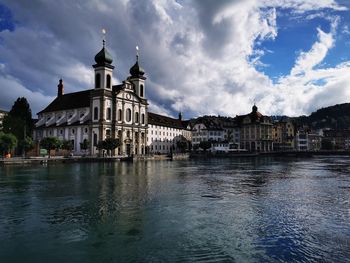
top-left (236, 105), bottom-right (273, 152)
top-left (272, 118), bottom-right (295, 151)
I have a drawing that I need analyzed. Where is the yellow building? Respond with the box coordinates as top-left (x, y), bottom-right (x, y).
top-left (272, 118), bottom-right (295, 151)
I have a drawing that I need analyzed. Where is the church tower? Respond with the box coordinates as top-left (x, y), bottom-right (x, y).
top-left (93, 39), bottom-right (114, 90)
top-left (129, 49), bottom-right (146, 98)
top-left (90, 36), bottom-right (115, 155)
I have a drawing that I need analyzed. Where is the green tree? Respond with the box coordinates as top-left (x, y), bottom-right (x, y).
top-left (199, 141), bottom-right (212, 151)
top-left (3, 97), bottom-right (34, 154)
top-left (0, 133), bottom-right (18, 156)
top-left (104, 138), bottom-right (120, 156)
top-left (21, 136), bottom-right (34, 157)
top-left (80, 139), bottom-right (89, 155)
top-left (61, 140), bottom-right (74, 157)
top-left (40, 137), bottom-right (62, 157)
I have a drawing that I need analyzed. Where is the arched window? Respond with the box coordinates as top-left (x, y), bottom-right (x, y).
top-left (140, 84), bottom-right (144, 97)
top-left (141, 113), bottom-right (145, 124)
top-left (106, 107), bottom-right (111, 120)
top-left (95, 73), bottom-right (101, 89)
top-left (106, 74), bottom-right (111, 89)
top-left (94, 107), bottom-right (98, 120)
top-left (118, 109), bottom-right (122, 121)
top-left (126, 109), bottom-right (131, 122)
top-left (135, 112), bottom-right (139, 123)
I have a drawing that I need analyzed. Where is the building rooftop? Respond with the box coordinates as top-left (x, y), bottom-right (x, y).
top-left (38, 90), bottom-right (92, 114)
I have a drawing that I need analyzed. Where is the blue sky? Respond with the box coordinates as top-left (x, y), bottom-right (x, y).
top-left (0, 0), bottom-right (350, 118)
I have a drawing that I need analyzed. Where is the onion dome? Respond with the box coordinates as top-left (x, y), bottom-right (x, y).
top-left (94, 40), bottom-right (113, 65)
top-left (129, 55), bottom-right (145, 77)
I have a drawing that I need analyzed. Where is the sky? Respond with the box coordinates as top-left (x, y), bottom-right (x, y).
top-left (1, 0), bottom-right (350, 119)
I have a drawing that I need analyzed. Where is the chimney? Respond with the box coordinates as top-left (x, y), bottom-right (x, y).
top-left (57, 79), bottom-right (64, 97)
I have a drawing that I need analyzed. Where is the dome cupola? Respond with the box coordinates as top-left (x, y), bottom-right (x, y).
top-left (129, 54), bottom-right (145, 77)
top-left (94, 40), bottom-right (113, 65)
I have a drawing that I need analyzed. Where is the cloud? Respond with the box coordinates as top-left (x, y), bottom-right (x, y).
top-left (0, 0), bottom-right (349, 119)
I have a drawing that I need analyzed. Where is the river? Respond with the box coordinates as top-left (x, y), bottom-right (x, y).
top-left (0, 156), bottom-right (350, 262)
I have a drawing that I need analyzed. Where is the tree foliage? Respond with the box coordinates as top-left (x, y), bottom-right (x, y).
top-left (40, 137), bottom-right (62, 157)
top-left (0, 133), bottom-right (18, 155)
top-left (61, 140), bottom-right (74, 151)
top-left (97, 138), bottom-right (120, 156)
top-left (199, 141), bottom-right (212, 151)
top-left (80, 139), bottom-right (89, 154)
top-left (2, 97), bottom-right (34, 154)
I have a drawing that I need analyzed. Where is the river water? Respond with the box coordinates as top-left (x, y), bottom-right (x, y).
top-left (0, 157), bottom-right (350, 262)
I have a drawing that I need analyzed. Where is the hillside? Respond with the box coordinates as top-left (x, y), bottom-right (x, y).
top-left (293, 103), bottom-right (350, 129)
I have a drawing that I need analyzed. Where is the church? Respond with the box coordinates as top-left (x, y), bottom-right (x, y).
top-left (34, 41), bottom-right (189, 156)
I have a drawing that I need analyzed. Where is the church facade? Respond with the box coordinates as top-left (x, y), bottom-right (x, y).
top-left (34, 41), bottom-right (149, 156)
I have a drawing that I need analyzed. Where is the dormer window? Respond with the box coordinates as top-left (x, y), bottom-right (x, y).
top-left (80, 113), bottom-right (84, 118)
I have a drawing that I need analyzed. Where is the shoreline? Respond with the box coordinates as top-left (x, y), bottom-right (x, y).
top-left (1, 151), bottom-right (349, 165)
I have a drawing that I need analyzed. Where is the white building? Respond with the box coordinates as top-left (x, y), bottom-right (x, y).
top-left (35, 41), bottom-right (148, 156)
top-left (147, 112), bottom-right (191, 154)
top-left (191, 116), bottom-right (239, 148)
top-left (34, 41), bottom-right (190, 156)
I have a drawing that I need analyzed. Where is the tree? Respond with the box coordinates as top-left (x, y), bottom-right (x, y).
top-left (176, 136), bottom-right (189, 153)
top-left (104, 138), bottom-right (120, 156)
top-left (2, 97), bottom-right (34, 154)
top-left (80, 139), bottom-right (89, 155)
top-left (96, 138), bottom-right (120, 157)
top-left (61, 140), bottom-right (74, 156)
top-left (21, 136), bottom-right (34, 157)
top-left (0, 133), bottom-right (18, 156)
top-left (199, 140), bottom-right (212, 151)
top-left (321, 139), bottom-right (333, 150)
top-left (40, 137), bottom-right (62, 157)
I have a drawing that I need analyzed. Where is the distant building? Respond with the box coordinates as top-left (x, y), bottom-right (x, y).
top-left (191, 116), bottom-right (239, 149)
top-left (272, 118), bottom-right (295, 151)
top-left (0, 109), bottom-right (8, 131)
top-left (323, 129), bottom-right (350, 150)
top-left (236, 105), bottom-right (273, 152)
top-left (147, 112), bottom-right (191, 154)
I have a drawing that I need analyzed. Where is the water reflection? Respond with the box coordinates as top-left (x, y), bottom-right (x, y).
top-left (0, 157), bottom-right (350, 262)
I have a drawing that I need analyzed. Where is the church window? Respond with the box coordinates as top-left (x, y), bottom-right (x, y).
top-left (126, 109), bottom-right (131, 122)
top-left (118, 109), bottom-right (122, 121)
top-left (84, 128), bottom-right (88, 133)
top-left (127, 131), bottom-right (130, 138)
top-left (106, 108), bottom-right (111, 120)
top-left (95, 73), bottom-right (101, 89)
top-left (60, 129), bottom-right (63, 135)
top-left (135, 112), bottom-right (139, 123)
top-left (141, 113), bottom-right (145, 124)
top-left (140, 84), bottom-right (144, 97)
top-left (94, 107), bottom-right (98, 120)
top-left (106, 74), bottom-right (111, 89)
top-left (72, 129), bottom-right (75, 134)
